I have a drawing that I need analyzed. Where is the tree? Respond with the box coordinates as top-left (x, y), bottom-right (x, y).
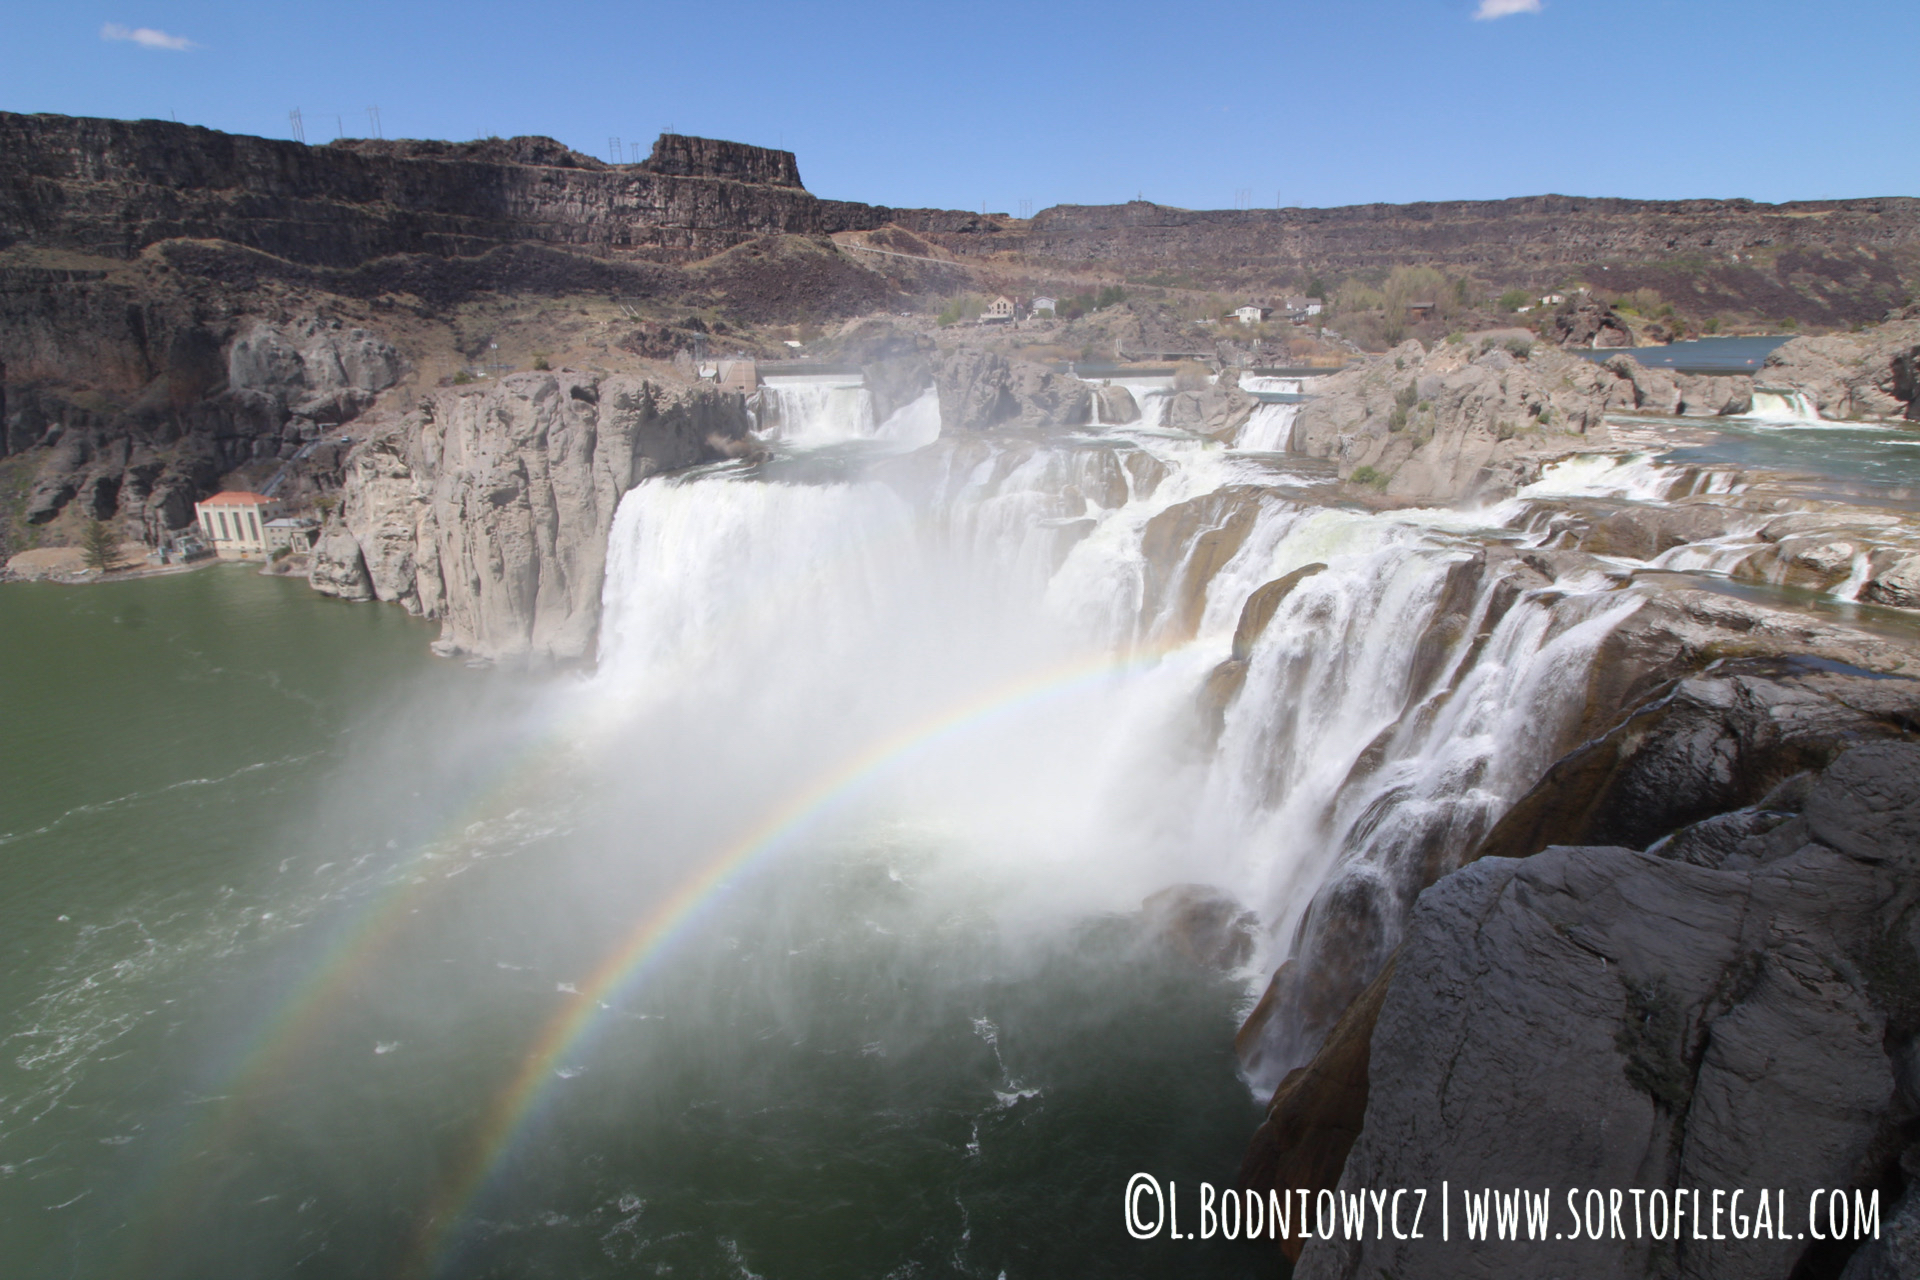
top-left (80, 519), bottom-right (119, 573)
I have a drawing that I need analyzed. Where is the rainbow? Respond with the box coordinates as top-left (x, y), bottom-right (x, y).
top-left (403, 647), bottom-right (1174, 1278)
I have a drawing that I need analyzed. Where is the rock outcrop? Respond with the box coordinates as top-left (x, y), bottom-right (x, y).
top-left (1757, 308), bottom-right (1920, 421)
top-left (0, 114), bottom-right (893, 268)
top-left (1244, 654), bottom-right (1920, 1280)
top-left (1296, 738), bottom-right (1920, 1280)
top-left (931, 348), bottom-right (1090, 432)
top-left (311, 371), bottom-right (749, 662)
top-left (1288, 336), bottom-right (1633, 501)
top-left (1553, 297), bottom-right (1635, 348)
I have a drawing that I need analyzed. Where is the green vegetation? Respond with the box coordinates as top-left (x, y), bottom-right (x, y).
top-left (937, 295), bottom-right (985, 326)
top-left (452, 369), bottom-right (474, 385)
top-left (1505, 338), bottom-right (1533, 359)
top-left (1052, 286), bottom-right (1128, 321)
top-left (531, 353), bottom-right (551, 371)
top-left (1497, 288), bottom-right (1532, 312)
top-left (1388, 380), bottom-right (1420, 432)
top-left (1349, 465), bottom-right (1389, 489)
top-left (79, 519), bottom-right (119, 573)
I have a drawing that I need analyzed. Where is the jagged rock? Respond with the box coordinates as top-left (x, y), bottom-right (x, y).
top-left (1239, 961), bottom-right (1394, 1263)
top-left (1760, 316), bottom-right (1920, 421)
top-left (1672, 370), bottom-right (1755, 416)
top-left (1138, 486), bottom-right (1269, 642)
top-left (1864, 549), bottom-right (1920, 608)
top-left (1091, 383), bottom-right (1140, 424)
top-left (1552, 298), bottom-right (1635, 348)
top-left (1294, 739), bottom-right (1920, 1280)
top-left (227, 317), bottom-right (404, 417)
top-left (1164, 381), bottom-right (1254, 438)
top-left (1140, 885), bottom-right (1256, 970)
top-left (1233, 564), bottom-right (1328, 662)
top-left (1474, 660), bottom-right (1920, 861)
top-left (931, 348), bottom-right (1088, 432)
top-left (308, 530), bottom-right (373, 601)
top-left (1289, 336), bottom-right (1628, 502)
top-left (319, 372), bottom-right (748, 662)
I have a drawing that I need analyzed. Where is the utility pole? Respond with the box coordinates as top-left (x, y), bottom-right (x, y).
top-left (289, 108), bottom-right (305, 143)
top-left (366, 106), bottom-right (383, 139)
top-left (336, 114), bottom-right (345, 140)
top-left (608, 136), bottom-right (622, 165)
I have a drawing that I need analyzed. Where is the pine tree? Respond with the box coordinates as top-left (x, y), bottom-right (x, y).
top-left (79, 519), bottom-right (119, 573)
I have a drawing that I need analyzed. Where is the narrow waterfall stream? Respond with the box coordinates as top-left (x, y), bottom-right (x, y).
top-left (8, 378), bottom-right (1873, 1279)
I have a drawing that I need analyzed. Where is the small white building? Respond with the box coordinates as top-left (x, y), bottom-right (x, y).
top-left (1280, 296), bottom-right (1323, 321)
top-left (195, 492), bottom-right (282, 559)
top-left (1233, 305), bottom-right (1272, 326)
top-left (1030, 295), bottom-right (1058, 318)
top-left (1541, 293), bottom-right (1566, 306)
top-left (980, 296), bottom-right (1015, 323)
top-left (264, 516), bottom-right (320, 554)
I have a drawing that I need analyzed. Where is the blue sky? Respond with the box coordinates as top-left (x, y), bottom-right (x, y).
top-left (4, 2), bottom-right (1915, 213)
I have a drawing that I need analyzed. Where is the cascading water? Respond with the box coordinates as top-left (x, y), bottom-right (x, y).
top-left (4, 381), bottom-right (1716, 1278)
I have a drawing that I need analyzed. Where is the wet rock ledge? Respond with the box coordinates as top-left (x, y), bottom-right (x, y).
top-left (1245, 660), bottom-right (1920, 1280)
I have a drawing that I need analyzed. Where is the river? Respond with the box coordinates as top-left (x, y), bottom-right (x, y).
top-left (0, 563), bottom-right (1272, 1276)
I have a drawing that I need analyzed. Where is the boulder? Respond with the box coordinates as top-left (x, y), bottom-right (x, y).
top-left (1552, 298), bottom-right (1635, 349)
top-left (1292, 740), bottom-right (1920, 1280)
top-left (308, 530), bottom-right (373, 601)
top-left (1140, 884), bottom-right (1256, 970)
top-left (1163, 381), bottom-right (1254, 439)
top-left (931, 348), bottom-right (1089, 432)
top-left (1092, 383), bottom-right (1140, 424)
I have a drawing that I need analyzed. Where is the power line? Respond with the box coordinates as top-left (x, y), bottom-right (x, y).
top-left (288, 108), bottom-right (305, 143)
top-left (366, 106), bottom-right (382, 139)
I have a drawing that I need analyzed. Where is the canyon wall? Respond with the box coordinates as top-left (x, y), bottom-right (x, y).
top-left (311, 371), bottom-right (750, 663)
top-left (0, 114), bottom-right (896, 267)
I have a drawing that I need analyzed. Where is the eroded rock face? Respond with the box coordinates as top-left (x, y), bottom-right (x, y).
top-left (1759, 313), bottom-right (1920, 421)
top-left (1296, 741), bottom-right (1920, 1280)
top-left (317, 372), bottom-right (748, 662)
top-left (1289, 337), bottom-right (1630, 502)
top-left (1553, 298), bottom-right (1635, 348)
top-left (931, 348), bottom-right (1089, 432)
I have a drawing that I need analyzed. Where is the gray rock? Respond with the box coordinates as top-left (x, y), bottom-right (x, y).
top-left (1289, 336), bottom-right (1629, 502)
top-left (318, 372), bottom-right (748, 662)
top-left (308, 530), bottom-right (373, 601)
top-left (1092, 383), bottom-right (1140, 424)
top-left (1760, 317), bottom-right (1920, 421)
top-left (931, 348), bottom-right (1089, 432)
top-left (1300, 788), bottom-right (1907, 1279)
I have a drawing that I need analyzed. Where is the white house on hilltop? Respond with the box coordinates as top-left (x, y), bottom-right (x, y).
top-left (980, 296), bottom-right (1015, 323)
top-left (1234, 305), bottom-right (1273, 326)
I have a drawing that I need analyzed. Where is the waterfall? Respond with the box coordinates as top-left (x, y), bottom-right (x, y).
top-left (756, 374), bottom-right (877, 444)
top-left (1236, 403), bottom-right (1299, 451)
top-left (593, 407), bottom-right (1659, 1093)
top-left (1745, 386), bottom-right (1822, 424)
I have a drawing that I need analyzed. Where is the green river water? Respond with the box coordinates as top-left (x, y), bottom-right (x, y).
top-left (0, 567), bottom-right (1273, 1279)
